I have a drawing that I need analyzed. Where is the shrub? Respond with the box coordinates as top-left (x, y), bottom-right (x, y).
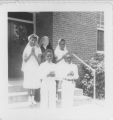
top-left (78, 53), bottom-right (105, 99)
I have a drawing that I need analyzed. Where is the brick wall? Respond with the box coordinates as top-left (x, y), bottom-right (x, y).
top-left (53, 12), bottom-right (97, 62)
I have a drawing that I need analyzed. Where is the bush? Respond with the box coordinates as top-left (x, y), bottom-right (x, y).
top-left (78, 53), bottom-right (105, 99)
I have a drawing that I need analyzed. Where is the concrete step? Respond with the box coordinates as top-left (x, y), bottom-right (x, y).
top-left (74, 95), bottom-right (91, 101)
top-left (8, 80), bottom-right (88, 105)
top-left (73, 95), bottom-right (92, 106)
top-left (8, 92), bottom-right (28, 104)
top-left (8, 101), bottom-right (31, 109)
top-left (8, 80), bottom-right (28, 104)
top-left (58, 88), bottom-right (83, 96)
top-left (8, 95), bottom-right (92, 109)
top-left (8, 80), bottom-right (23, 86)
top-left (8, 85), bottom-right (27, 93)
top-left (74, 88), bottom-right (83, 96)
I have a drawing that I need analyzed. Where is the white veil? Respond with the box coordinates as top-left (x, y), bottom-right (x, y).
top-left (55, 38), bottom-right (68, 61)
top-left (55, 38), bottom-right (67, 52)
top-left (21, 34), bottom-right (40, 71)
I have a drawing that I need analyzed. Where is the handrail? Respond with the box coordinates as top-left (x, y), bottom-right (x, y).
top-left (72, 53), bottom-right (95, 72)
top-left (72, 53), bottom-right (96, 99)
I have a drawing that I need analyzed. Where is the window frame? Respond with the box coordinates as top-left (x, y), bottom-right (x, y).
top-left (96, 27), bottom-right (104, 53)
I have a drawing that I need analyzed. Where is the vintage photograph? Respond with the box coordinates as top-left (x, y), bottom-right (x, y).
top-left (8, 11), bottom-right (104, 108)
top-left (0, 1), bottom-right (112, 120)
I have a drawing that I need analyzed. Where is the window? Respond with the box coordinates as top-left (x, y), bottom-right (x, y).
top-left (8, 12), bottom-right (33, 21)
top-left (97, 30), bottom-right (104, 52)
top-left (96, 12), bottom-right (104, 52)
top-left (96, 12), bottom-right (104, 29)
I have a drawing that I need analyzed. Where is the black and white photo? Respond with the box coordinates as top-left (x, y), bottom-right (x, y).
top-left (0, 1), bottom-right (113, 120)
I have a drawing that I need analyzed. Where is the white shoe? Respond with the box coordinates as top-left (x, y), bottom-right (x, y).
top-left (31, 96), bottom-right (37, 104)
top-left (28, 96), bottom-right (32, 103)
top-left (32, 100), bottom-right (37, 104)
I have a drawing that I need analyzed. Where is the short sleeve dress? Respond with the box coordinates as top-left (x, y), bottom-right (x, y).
top-left (22, 44), bottom-right (42, 89)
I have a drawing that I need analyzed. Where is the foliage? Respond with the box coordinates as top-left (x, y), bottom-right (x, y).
top-left (78, 53), bottom-right (105, 99)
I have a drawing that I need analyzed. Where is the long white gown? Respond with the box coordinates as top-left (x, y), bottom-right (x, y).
top-left (21, 44), bottom-right (42, 89)
top-left (58, 62), bottom-right (79, 108)
top-left (39, 61), bottom-right (56, 109)
top-left (54, 44), bottom-right (68, 98)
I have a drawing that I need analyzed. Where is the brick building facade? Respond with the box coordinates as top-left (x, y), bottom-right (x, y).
top-left (36, 12), bottom-right (104, 63)
top-left (53, 12), bottom-right (98, 61)
top-left (8, 12), bottom-right (104, 79)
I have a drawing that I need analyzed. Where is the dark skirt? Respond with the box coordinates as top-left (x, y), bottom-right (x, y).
top-left (34, 88), bottom-right (40, 102)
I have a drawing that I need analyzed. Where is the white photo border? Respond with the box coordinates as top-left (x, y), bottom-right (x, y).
top-left (0, 1), bottom-right (113, 120)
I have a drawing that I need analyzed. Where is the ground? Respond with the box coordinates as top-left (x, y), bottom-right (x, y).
top-left (2, 101), bottom-right (113, 120)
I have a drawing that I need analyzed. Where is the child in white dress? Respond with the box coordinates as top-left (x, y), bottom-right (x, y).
top-left (60, 54), bottom-right (79, 108)
top-left (39, 49), bottom-right (56, 109)
top-left (21, 34), bottom-right (42, 104)
top-left (54, 39), bottom-right (68, 100)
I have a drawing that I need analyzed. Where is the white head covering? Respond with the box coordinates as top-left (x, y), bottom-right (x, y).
top-left (28, 34), bottom-right (40, 48)
top-left (56, 38), bottom-right (67, 51)
top-left (55, 38), bottom-right (68, 61)
top-left (21, 34), bottom-right (41, 71)
top-left (28, 34), bottom-right (39, 42)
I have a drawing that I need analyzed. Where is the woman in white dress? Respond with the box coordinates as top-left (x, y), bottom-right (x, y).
top-left (21, 34), bottom-right (42, 104)
top-left (54, 39), bottom-right (68, 100)
top-left (39, 49), bottom-right (56, 109)
top-left (61, 54), bottom-right (79, 108)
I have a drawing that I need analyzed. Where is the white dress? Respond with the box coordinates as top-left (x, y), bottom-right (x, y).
top-left (54, 47), bottom-right (68, 83)
top-left (22, 44), bottom-right (42, 89)
top-left (60, 62), bottom-right (79, 108)
top-left (39, 61), bottom-right (56, 109)
top-left (54, 47), bottom-right (68, 64)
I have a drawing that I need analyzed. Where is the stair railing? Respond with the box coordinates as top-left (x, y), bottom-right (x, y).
top-left (72, 53), bottom-right (96, 99)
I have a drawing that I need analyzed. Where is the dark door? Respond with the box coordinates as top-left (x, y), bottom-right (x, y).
top-left (8, 20), bottom-right (33, 80)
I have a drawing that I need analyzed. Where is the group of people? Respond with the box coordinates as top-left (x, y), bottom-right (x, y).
top-left (21, 33), bottom-right (79, 109)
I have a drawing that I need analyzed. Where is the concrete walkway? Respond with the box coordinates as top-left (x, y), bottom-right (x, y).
top-left (4, 102), bottom-right (113, 120)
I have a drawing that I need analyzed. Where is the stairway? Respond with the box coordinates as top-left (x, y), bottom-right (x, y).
top-left (8, 80), bottom-right (92, 108)
top-left (8, 80), bottom-right (29, 108)
top-left (57, 88), bottom-right (91, 101)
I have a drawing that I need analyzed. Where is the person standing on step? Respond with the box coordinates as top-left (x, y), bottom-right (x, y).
top-left (60, 53), bottom-right (79, 108)
top-left (54, 38), bottom-right (68, 64)
top-left (34, 36), bottom-right (54, 103)
top-left (40, 36), bottom-right (55, 63)
top-left (54, 38), bottom-right (68, 100)
top-left (39, 49), bottom-right (56, 109)
top-left (21, 34), bottom-right (42, 104)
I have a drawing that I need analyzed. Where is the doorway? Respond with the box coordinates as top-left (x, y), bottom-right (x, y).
top-left (8, 12), bottom-right (33, 80)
